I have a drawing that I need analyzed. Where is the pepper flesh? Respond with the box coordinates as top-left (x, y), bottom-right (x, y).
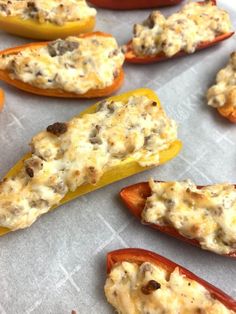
top-left (0, 15), bottom-right (95, 40)
top-left (89, 0), bottom-right (183, 10)
top-left (0, 88), bottom-right (182, 236)
top-left (0, 32), bottom-right (124, 99)
top-left (120, 182), bottom-right (236, 258)
top-left (107, 248), bottom-right (236, 311)
top-left (0, 88), bottom-right (4, 112)
top-left (125, 1), bottom-right (234, 64)
top-left (217, 104), bottom-right (236, 123)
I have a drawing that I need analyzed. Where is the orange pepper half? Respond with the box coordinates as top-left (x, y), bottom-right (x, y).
top-left (0, 32), bottom-right (124, 99)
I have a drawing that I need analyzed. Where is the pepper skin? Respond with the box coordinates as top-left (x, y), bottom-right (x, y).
top-left (217, 104), bottom-right (236, 123)
top-left (0, 15), bottom-right (95, 40)
top-left (0, 88), bottom-right (182, 236)
top-left (89, 0), bottom-right (183, 10)
top-left (0, 32), bottom-right (124, 99)
top-left (107, 248), bottom-right (236, 311)
top-left (120, 181), bottom-right (236, 257)
top-left (0, 88), bottom-right (4, 112)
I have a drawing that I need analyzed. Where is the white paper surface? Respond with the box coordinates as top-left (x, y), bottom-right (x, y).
top-left (0, 1), bottom-right (236, 313)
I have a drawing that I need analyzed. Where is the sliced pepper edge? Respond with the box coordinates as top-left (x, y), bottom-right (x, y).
top-left (0, 15), bottom-right (96, 40)
top-left (0, 88), bottom-right (182, 236)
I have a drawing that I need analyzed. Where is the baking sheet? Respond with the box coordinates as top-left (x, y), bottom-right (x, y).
top-left (0, 1), bottom-right (236, 313)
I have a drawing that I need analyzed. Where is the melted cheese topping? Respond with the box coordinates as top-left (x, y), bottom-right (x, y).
top-left (131, 2), bottom-right (231, 58)
top-left (105, 261), bottom-right (234, 314)
top-left (0, 35), bottom-right (124, 94)
top-left (142, 179), bottom-right (236, 255)
top-left (207, 52), bottom-right (236, 108)
top-left (0, 96), bottom-right (177, 230)
top-left (0, 0), bottom-right (96, 25)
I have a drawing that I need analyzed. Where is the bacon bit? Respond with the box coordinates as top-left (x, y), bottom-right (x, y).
top-left (141, 280), bottom-right (161, 295)
top-left (25, 166), bottom-right (34, 178)
top-left (25, 157), bottom-right (43, 173)
top-left (48, 40), bottom-right (79, 57)
top-left (46, 122), bottom-right (67, 136)
top-left (0, 88), bottom-right (5, 112)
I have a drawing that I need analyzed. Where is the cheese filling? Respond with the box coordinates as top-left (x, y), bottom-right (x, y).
top-left (105, 261), bottom-right (234, 314)
top-left (207, 52), bottom-right (236, 108)
top-left (131, 2), bottom-right (232, 58)
top-left (0, 35), bottom-right (124, 94)
top-left (142, 179), bottom-right (236, 255)
top-left (0, 0), bottom-right (96, 25)
top-left (0, 96), bottom-right (177, 230)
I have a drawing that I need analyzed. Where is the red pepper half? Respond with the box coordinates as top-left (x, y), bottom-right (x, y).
top-left (125, 0), bottom-right (234, 64)
top-left (89, 0), bottom-right (183, 10)
top-left (120, 182), bottom-right (236, 258)
top-left (107, 248), bottom-right (236, 311)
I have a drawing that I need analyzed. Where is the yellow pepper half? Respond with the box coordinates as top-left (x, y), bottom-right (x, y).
top-left (0, 88), bottom-right (182, 236)
top-left (0, 15), bottom-right (96, 40)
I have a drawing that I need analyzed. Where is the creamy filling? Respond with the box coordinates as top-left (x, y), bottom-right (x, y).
top-left (0, 35), bottom-right (124, 94)
top-left (131, 2), bottom-right (232, 58)
top-left (0, 95), bottom-right (177, 230)
top-left (105, 261), bottom-right (234, 314)
top-left (207, 52), bottom-right (236, 108)
top-left (142, 179), bottom-right (236, 255)
top-left (0, 0), bottom-right (96, 25)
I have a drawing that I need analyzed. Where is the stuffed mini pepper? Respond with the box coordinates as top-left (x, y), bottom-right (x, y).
top-left (120, 179), bottom-right (236, 257)
top-left (105, 248), bottom-right (236, 313)
top-left (125, 0), bottom-right (234, 63)
top-left (207, 52), bottom-right (236, 123)
top-left (0, 89), bottom-right (181, 235)
top-left (0, 32), bottom-right (125, 98)
top-left (0, 0), bottom-right (96, 40)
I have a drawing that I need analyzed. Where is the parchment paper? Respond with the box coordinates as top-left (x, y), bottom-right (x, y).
top-left (0, 1), bottom-right (235, 313)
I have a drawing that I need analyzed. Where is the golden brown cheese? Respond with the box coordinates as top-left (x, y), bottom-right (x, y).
top-left (131, 2), bottom-right (232, 57)
top-left (0, 35), bottom-right (124, 94)
top-left (105, 261), bottom-right (235, 314)
top-left (0, 96), bottom-right (177, 230)
top-left (0, 0), bottom-right (96, 25)
top-left (207, 52), bottom-right (236, 108)
top-left (142, 179), bottom-right (236, 255)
